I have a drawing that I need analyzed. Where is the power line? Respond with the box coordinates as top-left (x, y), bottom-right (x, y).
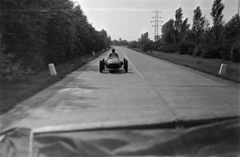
top-left (184, 0), bottom-right (212, 19)
top-left (201, 0), bottom-right (212, 8)
top-left (151, 10), bottom-right (162, 41)
top-left (183, 0), bottom-right (196, 9)
top-left (238, 0), bottom-right (240, 14)
top-left (182, 0), bottom-right (226, 24)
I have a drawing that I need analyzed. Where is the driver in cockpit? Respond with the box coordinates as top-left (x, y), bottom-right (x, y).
top-left (108, 48), bottom-right (119, 58)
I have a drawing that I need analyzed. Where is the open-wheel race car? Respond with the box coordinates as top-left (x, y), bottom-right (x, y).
top-left (99, 55), bottom-right (128, 73)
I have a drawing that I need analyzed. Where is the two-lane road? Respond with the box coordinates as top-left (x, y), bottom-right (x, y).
top-left (1, 47), bottom-right (239, 131)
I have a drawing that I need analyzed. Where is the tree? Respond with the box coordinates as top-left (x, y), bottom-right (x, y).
top-left (178, 18), bottom-right (193, 55)
top-left (181, 18), bottom-right (190, 37)
top-left (138, 32), bottom-right (152, 51)
top-left (203, 15), bottom-right (210, 32)
top-left (192, 6), bottom-right (205, 44)
top-left (1, 0), bottom-right (48, 70)
top-left (175, 7), bottom-right (183, 33)
top-left (211, 0), bottom-right (225, 43)
top-left (174, 7), bottom-right (183, 43)
top-left (223, 13), bottom-right (240, 46)
top-left (73, 4), bottom-right (90, 55)
top-left (161, 19), bottom-right (175, 44)
top-left (128, 40), bottom-right (138, 49)
top-left (221, 13), bottom-right (240, 60)
top-left (0, 0), bottom-right (111, 81)
top-left (111, 38), bottom-right (128, 46)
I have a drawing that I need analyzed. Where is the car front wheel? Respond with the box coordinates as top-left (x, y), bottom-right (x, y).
top-left (99, 60), bottom-right (103, 73)
top-left (124, 59), bottom-right (128, 73)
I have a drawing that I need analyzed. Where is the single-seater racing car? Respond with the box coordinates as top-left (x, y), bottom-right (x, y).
top-left (99, 54), bottom-right (128, 73)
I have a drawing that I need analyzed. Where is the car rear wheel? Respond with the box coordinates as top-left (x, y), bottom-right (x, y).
top-left (99, 60), bottom-right (103, 73)
top-left (124, 59), bottom-right (128, 73)
top-left (102, 59), bottom-right (105, 70)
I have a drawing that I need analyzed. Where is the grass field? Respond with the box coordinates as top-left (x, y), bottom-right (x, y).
top-left (0, 51), bottom-right (107, 115)
top-left (131, 48), bottom-right (240, 83)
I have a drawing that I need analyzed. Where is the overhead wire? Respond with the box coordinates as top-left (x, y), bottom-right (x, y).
top-left (162, 0), bottom-right (197, 24)
top-left (182, 0), bottom-right (219, 24)
top-left (177, 0), bottom-right (196, 10)
top-left (181, 0), bottom-right (198, 23)
top-left (201, 0), bottom-right (213, 8)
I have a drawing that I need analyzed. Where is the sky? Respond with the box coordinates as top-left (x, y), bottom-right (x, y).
top-left (74, 0), bottom-right (239, 41)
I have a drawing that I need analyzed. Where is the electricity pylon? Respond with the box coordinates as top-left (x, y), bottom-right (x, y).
top-left (151, 10), bottom-right (162, 41)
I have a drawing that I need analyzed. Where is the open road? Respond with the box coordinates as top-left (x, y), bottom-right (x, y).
top-left (1, 47), bottom-right (239, 131)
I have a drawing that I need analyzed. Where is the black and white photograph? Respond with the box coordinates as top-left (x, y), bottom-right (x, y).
top-left (0, 0), bottom-right (240, 156)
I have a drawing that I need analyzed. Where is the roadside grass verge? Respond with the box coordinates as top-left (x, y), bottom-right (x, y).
top-left (130, 48), bottom-right (240, 83)
top-left (0, 51), bottom-right (106, 115)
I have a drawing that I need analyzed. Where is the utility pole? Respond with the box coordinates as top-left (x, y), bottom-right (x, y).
top-left (151, 10), bottom-right (162, 41)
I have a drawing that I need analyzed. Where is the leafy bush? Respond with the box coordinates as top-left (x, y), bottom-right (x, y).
top-left (142, 46), bottom-right (149, 52)
top-left (220, 45), bottom-right (231, 60)
top-left (163, 44), bottom-right (177, 53)
top-left (178, 40), bottom-right (189, 54)
top-left (178, 40), bottom-right (195, 54)
top-left (193, 45), bottom-right (203, 56)
top-left (157, 46), bottom-right (165, 52)
top-left (128, 41), bottom-right (138, 48)
top-left (0, 53), bottom-right (31, 82)
top-left (1, 1), bottom-right (111, 82)
top-left (164, 47), bottom-right (176, 53)
top-left (230, 41), bottom-right (240, 62)
top-left (201, 45), bottom-right (221, 58)
top-left (188, 47), bottom-right (194, 55)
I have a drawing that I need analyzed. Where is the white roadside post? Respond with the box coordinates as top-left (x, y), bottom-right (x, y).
top-left (48, 63), bottom-right (57, 75)
top-left (92, 51), bottom-right (95, 56)
top-left (219, 63), bottom-right (227, 75)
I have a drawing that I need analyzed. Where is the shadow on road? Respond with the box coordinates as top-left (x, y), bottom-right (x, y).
top-left (81, 65), bottom-right (135, 75)
top-left (102, 69), bottom-right (135, 74)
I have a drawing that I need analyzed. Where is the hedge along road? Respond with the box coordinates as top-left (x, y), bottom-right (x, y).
top-left (1, 46), bottom-right (239, 131)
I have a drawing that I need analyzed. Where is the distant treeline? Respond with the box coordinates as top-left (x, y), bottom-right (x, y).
top-left (112, 38), bottom-right (128, 46)
top-left (0, 0), bottom-right (111, 81)
top-left (128, 0), bottom-right (240, 62)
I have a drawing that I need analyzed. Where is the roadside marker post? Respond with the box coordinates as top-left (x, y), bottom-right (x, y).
top-left (49, 63), bottom-right (57, 75)
top-left (219, 63), bottom-right (227, 75)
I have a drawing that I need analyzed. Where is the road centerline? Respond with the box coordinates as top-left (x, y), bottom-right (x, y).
top-left (120, 47), bottom-right (178, 119)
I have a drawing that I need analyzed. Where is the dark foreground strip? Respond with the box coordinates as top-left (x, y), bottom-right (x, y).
top-left (1, 117), bottom-right (239, 157)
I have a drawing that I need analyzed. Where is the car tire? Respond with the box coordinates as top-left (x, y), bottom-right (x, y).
top-left (123, 58), bottom-right (126, 67)
top-left (102, 59), bottom-right (105, 70)
top-left (99, 60), bottom-right (103, 73)
top-left (124, 59), bottom-right (128, 73)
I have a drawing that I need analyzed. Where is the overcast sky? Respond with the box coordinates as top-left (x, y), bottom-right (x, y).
top-left (75, 0), bottom-right (238, 41)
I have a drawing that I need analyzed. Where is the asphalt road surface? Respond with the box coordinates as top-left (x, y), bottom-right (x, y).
top-left (1, 47), bottom-right (239, 131)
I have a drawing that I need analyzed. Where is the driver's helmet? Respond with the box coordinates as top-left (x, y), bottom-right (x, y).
top-left (112, 48), bottom-right (115, 53)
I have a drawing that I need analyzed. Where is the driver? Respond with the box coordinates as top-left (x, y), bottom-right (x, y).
top-left (108, 48), bottom-right (119, 58)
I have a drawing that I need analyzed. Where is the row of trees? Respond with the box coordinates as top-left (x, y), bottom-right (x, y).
top-left (112, 38), bottom-right (128, 46)
top-left (128, 32), bottom-right (153, 52)
top-left (128, 0), bottom-right (240, 62)
top-left (0, 0), bottom-right (111, 81)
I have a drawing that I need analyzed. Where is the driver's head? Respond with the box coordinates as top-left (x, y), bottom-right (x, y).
top-left (112, 48), bottom-right (115, 53)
